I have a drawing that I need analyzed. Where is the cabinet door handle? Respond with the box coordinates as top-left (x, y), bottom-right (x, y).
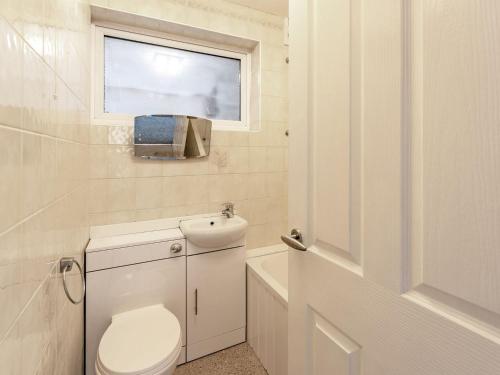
top-left (195, 288), bottom-right (198, 315)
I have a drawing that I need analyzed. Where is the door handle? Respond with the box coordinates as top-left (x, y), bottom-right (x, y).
top-left (195, 288), bottom-right (198, 315)
top-left (281, 229), bottom-right (307, 251)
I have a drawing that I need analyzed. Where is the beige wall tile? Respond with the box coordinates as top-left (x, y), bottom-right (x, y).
top-left (107, 146), bottom-right (135, 178)
top-left (107, 178), bottom-right (136, 212)
top-left (0, 263), bottom-right (28, 334)
top-left (267, 196), bottom-right (287, 223)
top-left (23, 44), bottom-right (47, 134)
top-left (261, 43), bottom-right (288, 71)
top-left (162, 203), bottom-right (211, 218)
top-left (90, 125), bottom-right (108, 144)
top-left (163, 175), bottom-right (209, 207)
top-left (135, 177), bottom-right (163, 210)
top-left (108, 125), bottom-right (133, 145)
top-left (262, 95), bottom-right (288, 122)
top-left (21, 133), bottom-right (42, 217)
top-left (89, 179), bottom-right (107, 214)
top-left (40, 137), bottom-right (58, 206)
top-left (248, 147), bottom-right (267, 172)
top-left (0, 19), bottom-right (24, 129)
top-left (264, 220), bottom-right (287, 245)
top-left (246, 173), bottom-right (268, 199)
top-left (16, 267), bottom-right (57, 374)
top-left (0, 328), bottom-right (21, 374)
top-left (261, 69), bottom-right (288, 98)
top-left (0, 127), bottom-right (22, 232)
top-left (208, 174), bottom-right (248, 203)
top-left (209, 146), bottom-right (249, 174)
top-left (266, 147), bottom-right (286, 172)
top-left (211, 131), bottom-right (249, 147)
top-left (89, 212), bottom-right (107, 226)
top-left (162, 157), bottom-right (209, 176)
top-left (247, 198), bottom-right (269, 225)
top-left (134, 158), bottom-right (163, 177)
top-left (106, 210), bottom-right (137, 225)
top-left (248, 128), bottom-right (268, 147)
top-left (266, 172), bottom-right (287, 198)
top-left (246, 224), bottom-right (269, 249)
top-left (135, 208), bottom-right (163, 222)
top-left (89, 145), bottom-right (107, 179)
top-left (266, 122), bottom-right (288, 147)
top-left (0, 2), bottom-right (90, 372)
top-left (232, 199), bottom-right (251, 221)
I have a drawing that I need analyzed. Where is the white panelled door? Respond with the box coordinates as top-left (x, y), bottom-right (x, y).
top-left (288, 0), bottom-right (500, 374)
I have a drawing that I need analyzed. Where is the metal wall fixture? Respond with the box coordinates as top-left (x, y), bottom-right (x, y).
top-left (60, 257), bottom-right (86, 304)
top-left (222, 202), bottom-right (235, 218)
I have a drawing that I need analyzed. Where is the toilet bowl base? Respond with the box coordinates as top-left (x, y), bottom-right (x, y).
top-left (95, 345), bottom-right (181, 375)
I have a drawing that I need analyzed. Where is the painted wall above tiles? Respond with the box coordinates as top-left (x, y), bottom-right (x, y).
top-left (88, 0), bottom-right (289, 250)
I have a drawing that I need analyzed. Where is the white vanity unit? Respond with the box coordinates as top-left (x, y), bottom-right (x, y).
top-left (85, 214), bottom-right (247, 375)
top-left (181, 215), bottom-right (248, 361)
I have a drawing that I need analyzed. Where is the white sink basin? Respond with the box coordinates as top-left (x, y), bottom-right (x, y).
top-left (180, 215), bottom-right (248, 249)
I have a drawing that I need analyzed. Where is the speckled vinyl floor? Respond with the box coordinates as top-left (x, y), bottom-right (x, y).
top-left (175, 343), bottom-right (268, 375)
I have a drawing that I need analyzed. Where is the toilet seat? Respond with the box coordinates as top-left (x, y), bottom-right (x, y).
top-left (96, 305), bottom-right (182, 375)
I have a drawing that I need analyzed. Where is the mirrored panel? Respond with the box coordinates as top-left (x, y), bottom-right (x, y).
top-left (134, 115), bottom-right (212, 160)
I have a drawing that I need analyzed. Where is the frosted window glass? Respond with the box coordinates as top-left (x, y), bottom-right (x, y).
top-left (104, 36), bottom-right (241, 121)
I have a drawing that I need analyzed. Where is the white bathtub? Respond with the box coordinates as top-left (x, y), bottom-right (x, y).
top-left (246, 246), bottom-right (288, 375)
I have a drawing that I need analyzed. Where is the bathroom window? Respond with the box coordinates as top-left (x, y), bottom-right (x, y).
top-left (92, 26), bottom-right (250, 131)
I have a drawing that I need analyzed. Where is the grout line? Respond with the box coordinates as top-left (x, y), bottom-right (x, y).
top-left (32, 332), bottom-right (54, 374)
top-left (0, 183), bottom-right (88, 240)
top-left (0, 123), bottom-right (89, 147)
top-left (87, 172), bottom-right (288, 181)
top-left (0, 261), bottom-right (58, 344)
top-left (0, 15), bottom-right (90, 112)
top-left (89, 143), bottom-right (287, 148)
top-left (0, 251), bottom-right (86, 346)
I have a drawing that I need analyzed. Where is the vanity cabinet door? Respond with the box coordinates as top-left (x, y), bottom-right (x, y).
top-left (186, 246), bottom-right (246, 360)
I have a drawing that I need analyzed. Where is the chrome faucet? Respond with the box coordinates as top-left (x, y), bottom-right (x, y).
top-left (222, 202), bottom-right (234, 218)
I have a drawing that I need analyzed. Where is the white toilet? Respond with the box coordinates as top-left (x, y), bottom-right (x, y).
top-left (95, 305), bottom-right (182, 375)
top-left (85, 228), bottom-right (187, 375)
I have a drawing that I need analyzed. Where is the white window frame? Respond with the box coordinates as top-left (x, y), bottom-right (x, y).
top-left (91, 25), bottom-right (251, 131)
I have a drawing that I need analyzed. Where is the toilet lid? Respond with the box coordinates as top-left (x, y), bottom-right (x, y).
top-left (97, 305), bottom-right (181, 375)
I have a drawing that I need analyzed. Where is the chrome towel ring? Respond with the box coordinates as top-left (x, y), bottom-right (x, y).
top-left (60, 257), bottom-right (86, 305)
